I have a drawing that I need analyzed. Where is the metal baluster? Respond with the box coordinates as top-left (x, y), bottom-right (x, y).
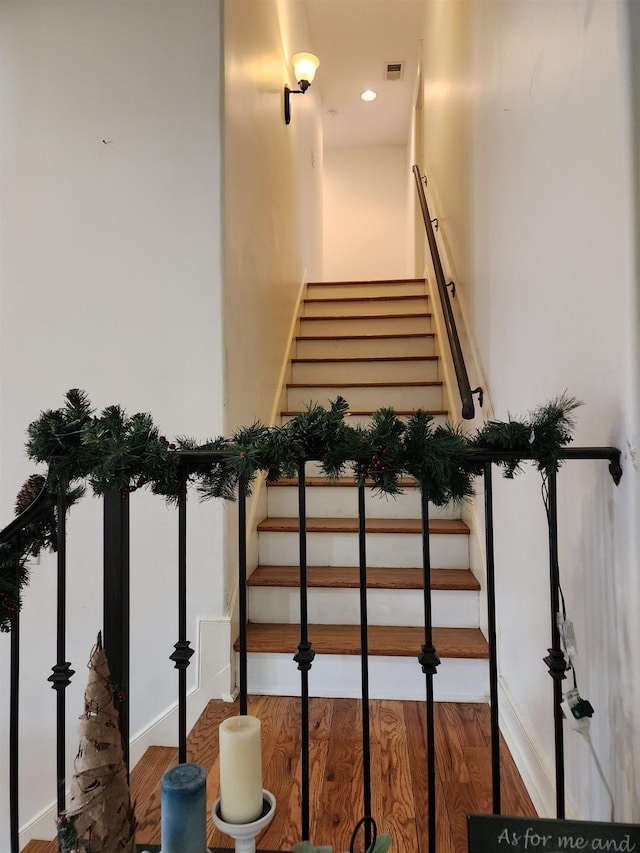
top-left (170, 483), bottom-right (194, 764)
top-left (238, 473), bottom-right (248, 716)
top-left (293, 460), bottom-right (315, 841)
top-left (357, 481), bottom-right (373, 851)
top-left (418, 485), bottom-right (439, 853)
top-left (10, 564), bottom-right (20, 853)
top-left (542, 469), bottom-right (566, 817)
top-left (483, 463), bottom-right (501, 813)
top-left (48, 495), bottom-right (75, 816)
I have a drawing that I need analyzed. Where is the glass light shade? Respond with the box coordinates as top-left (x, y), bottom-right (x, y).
top-left (361, 90), bottom-right (377, 102)
top-left (292, 52), bottom-right (320, 85)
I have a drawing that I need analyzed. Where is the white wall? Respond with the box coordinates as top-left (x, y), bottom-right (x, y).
top-left (0, 2), bottom-right (224, 847)
top-left (223, 0), bottom-right (322, 435)
top-left (323, 145), bottom-right (411, 281)
top-left (420, 0), bottom-right (639, 822)
top-left (221, 0), bottom-right (324, 615)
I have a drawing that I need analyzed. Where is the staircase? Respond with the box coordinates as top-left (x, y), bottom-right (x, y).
top-left (19, 279), bottom-right (495, 851)
top-left (242, 278), bottom-right (489, 700)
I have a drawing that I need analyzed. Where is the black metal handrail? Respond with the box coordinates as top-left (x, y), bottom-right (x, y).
top-left (413, 164), bottom-right (480, 420)
top-left (3, 444), bottom-right (622, 852)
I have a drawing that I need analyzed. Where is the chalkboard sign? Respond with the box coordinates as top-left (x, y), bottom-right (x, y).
top-left (468, 815), bottom-right (640, 852)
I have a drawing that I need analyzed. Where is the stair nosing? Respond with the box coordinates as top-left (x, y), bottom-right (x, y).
top-left (296, 332), bottom-right (435, 341)
top-left (257, 516), bottom-right (469, 535)
top-left (301, 312), bottom-right (431, 321)
top-left (238, 623), bottom-right (489, 659)
top-left (291, 355), bottom-right (438, 364)
top-left (248, 566), bottom-right (480, 591)
top-left (281, 408), bottom-right (449, 416)
top-left (267, 476), bottom-right (420, 487)
top-left (304, 294), bottom-right (427, 305)
top-left (307, 278), bottom-right (426, 286)
top-left (286, 380), bottom-right (442, 389)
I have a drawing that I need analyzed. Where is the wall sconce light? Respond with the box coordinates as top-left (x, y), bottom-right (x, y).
top-left (284, 52), bottom-right (320, 125)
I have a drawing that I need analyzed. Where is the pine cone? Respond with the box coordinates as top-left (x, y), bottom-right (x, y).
top-left (14, 474), bottom-right (46, 516)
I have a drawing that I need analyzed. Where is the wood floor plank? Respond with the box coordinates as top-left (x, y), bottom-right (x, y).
top-left (499, 732), bottom-right (537, 817)
top-left (434, 703), bottom-right (472, 785)
top-left (315, 699), bottom-right (365, 852)
top-left (187, 698), bottom-right (237, 770)
top-left (308, 696), bottom-right (334, 741)
top-left (370, 700), bottom-right (419, 853)
top-left (402, 701), bottom-right (430, 853)
top-left (260, 698), bottom-right (303, 848)
top-left (440, 700), bottom-right (489, 749)
top-left (440, 779), bottom-right (489, 852)
top-left (25, 696), bottom-right (537, 853)
top-left (131, 745), bottom-right (177, 845)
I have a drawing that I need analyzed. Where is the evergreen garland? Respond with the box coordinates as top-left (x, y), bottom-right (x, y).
top-left (470, 393), bottom-right (581, 478)
top-left (0, 389), bottom-right (581, 631)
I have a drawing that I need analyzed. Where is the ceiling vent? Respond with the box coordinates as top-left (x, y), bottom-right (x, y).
top-left (385, 62), bottom-right (404, 81)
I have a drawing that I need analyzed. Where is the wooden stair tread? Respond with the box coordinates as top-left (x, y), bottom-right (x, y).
top-left (302, 312), bottom-right (431, 321)
top-left (237, 623), bottom-right (488, 658)
top-left (257, 517), bottom-right (469, 535)
top-left (296, 332), bottom-right (435, 341)
top-left (304, 294), bottom-right (427, 304)
top-left (292, 355), bottom-right (438, 364)
top-left (308, 278), bottom-right (426, 286)
top-left (282, 408), bottom-right (448, 416)
top-left (248, 566), bottom-right (480, 591)
top-left (286, 380), bottom-right (442, 388)
top-left (267, 476), bottom-right (420, 487)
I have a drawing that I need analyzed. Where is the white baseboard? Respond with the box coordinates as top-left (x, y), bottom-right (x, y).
top-left (19, 616), bottom-right (234, 847)
top-left (498, 674), bottom-right (579, 819)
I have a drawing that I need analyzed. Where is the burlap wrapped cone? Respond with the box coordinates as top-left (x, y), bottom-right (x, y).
top-left (65, 634), bottom-right (136, 852)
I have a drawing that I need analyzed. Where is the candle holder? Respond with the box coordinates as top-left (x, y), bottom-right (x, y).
top-left (211, 790), bottom-right (276, 853)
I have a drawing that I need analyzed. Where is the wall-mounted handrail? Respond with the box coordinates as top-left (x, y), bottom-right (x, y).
top-left (413, 164), bottom-right (479, 420)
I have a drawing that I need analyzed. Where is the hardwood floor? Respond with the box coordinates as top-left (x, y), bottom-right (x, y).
top-left (23, 696), bottom-right (536, 853)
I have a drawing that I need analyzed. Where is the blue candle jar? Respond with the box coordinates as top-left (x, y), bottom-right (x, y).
top-left (161, 763), bottom-right (207, 853)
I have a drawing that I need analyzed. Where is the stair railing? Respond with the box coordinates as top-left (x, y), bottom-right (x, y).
top-left (413, 164), bottom-right (481, 420)
top-left (2, 445), bottom-right (622, 853)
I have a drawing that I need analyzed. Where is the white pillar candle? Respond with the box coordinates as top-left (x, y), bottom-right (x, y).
top-left (219, 715), bottom-right (263, 824)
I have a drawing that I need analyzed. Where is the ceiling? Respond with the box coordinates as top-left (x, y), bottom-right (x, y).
top-left (304, 0), bottom-right (426, 149)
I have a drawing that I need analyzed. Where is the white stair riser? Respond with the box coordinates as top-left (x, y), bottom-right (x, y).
top-left (280, 412), bottom-right (449, 426)
top-left (248, 587), bottom-right (479, 628)
top-left (287, 384), bottom-right (442, 412)
top-left (267, 485), bottom-right (458, 520)
top-left (244, 653), bottom-right (489, 702)
top-left (291, 359), bottom-right (439, 384)
top-left (299, 316), bottom-right (431, 335)
top-left (296, 336), bottom-right (436, 359)
top-left (303, 297), bottom-right (429, 318)
top-left (308, 282), bottom-right (426, 298)
top-left (258, 531), bottom-right (469, 569)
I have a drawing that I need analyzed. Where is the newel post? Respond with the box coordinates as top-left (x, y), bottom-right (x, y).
top-left (103, 487), bottom-right (131, 770)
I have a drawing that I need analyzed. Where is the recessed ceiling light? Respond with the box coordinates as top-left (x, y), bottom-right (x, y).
top-left (360, 90), bottom-right (377, 102)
